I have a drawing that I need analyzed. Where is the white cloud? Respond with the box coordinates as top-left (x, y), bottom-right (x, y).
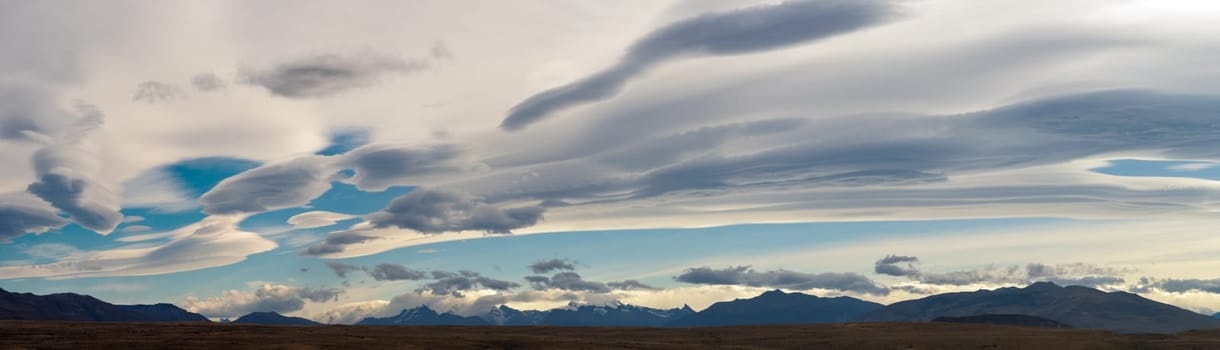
top-left (287, 211), bottom-right (356, 229)
top-left (0, 215), bottom-right (276, 279)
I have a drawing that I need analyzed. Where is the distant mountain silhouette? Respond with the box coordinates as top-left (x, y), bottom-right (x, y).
top-left (0, 288), bottom-right (207, 322)
top-left (668, 289), bottom-right (883, 327)
top-left (537, 302), bottom-right (694, 327)
top-left (857, 282), bottom-right (1220, 333)
top-left (232, 311), bottom-right (320, 325)
top-left (933, 314), bottom-right (1071, 328)
top-left (356, 305), bottom-right (488, 326)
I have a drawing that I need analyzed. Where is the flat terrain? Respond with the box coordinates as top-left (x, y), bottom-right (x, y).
top-left (3, 321), bottom-right (1220, 349)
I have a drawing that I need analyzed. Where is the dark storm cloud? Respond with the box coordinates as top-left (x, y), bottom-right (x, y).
top-left (240, 52), bottom-right (428, 98)
top-left (674, 265), bottom-right (889, 296)
top-left (419, 270), bottom-right (520, 297)
top-left (874, 254), bottom-right (920, 277)
top-left (0, 201), bottom-right (69, 242)
top-left (500, 0), bottom-right (899, 130)
top-left (367, 188), bottom-right (545, 234)
top-left (369, 263), bottom-right (428, 281)
top-left (190, 72), bottom-right (226, 91)
top-left (301, 232), bottom-right (378, 256)
top-left (325, 262), bottom-right (365, 278)
top-left (528, 258), bottom-right (576, 274)
top-left (131, 81), bottom-right (184, 103)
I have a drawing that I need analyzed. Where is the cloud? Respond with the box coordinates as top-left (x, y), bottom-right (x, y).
top-left (367, 188), bottom-right (546, 234)
top-left (526, 272), bottom-right (611, 293)
top-left (287, 211), bottom-right (356, 229)
top-left (199, 156), bottom-right (335, 215)
top-left (24, 103), bottom-right (123, 234)
top-left (500, 0), bottom-right (899, 130)
top-left (240, 51), bottom-right (428, 98)
top-left (190, 72), bottom-right (226, 92)
top-left (183, 284), bottom-right (342, 318)
top-left (131, 81), bottom-right (185, 103)
top-left (420, 270), bottom-right (520, 297)
top-left (368, 263), bottom-right (428, 281)
top-left (674, 265), bottom-right (889, 296)
top-left (1137, 278), bottom-right (1220, 294)
top-left (874, 254), bottom-right (920, 277)
top-left (606, 280), bottom-right (661, 291)
top-left (302, 232), bottom-right (378, 256)
top-left (528, 258), bottom-right (576, 274)
top-left (0, 194), bottom-right (69, 242)
top-left (325, 262), bottom-right (364, 278)
top-left (880, 255), bottom-right (1128, 288)
top-left (335, 144), bottom-right (480, 191)
top-left (120, 225), bottom-right (151, 233)
top-left (0, 215), bottom-right (276, 279)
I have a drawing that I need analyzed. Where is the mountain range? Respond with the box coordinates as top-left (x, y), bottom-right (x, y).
top-left (857, 281), bottom-right (1220, 333)
top-left (0, 288), bottom-right (207, 322)
top-left (5, 283), bottom-right (1220, 333)
top-left (668, 289), bottom-right (882, 327)
top-left (232, 311), bottom-right (320, 326)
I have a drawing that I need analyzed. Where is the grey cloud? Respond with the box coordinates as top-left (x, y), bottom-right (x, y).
top-left (478, 90), bottom-right (1220, 219)
top-left (131, 81), bottom-right (184, 103)
top-left (190, 72), bottom-right (226, 91)
top-left (297, 287), bottom-right (343, 303)
top-left (0, 199), bottom-right (69, 242)
top-left (199, 157), bottom-right (334, 215)
top-left (302, 232), bottom-right (378, 256)
top-left (1141, 278), bottom-right (1220, 294)
top-left (325, 261), bottom-right (364, 278)
top-left (606, 280), bottom-right (661, 291)
top-left (892, 257), bottom-right (1128, 288)
top-left (336, 144), bottom-right (474, 191)
top-left (367, 188), bottom-right (545, 234)
top-left (874, 254), bottom-right (920, 277)
top-left (675, 265), bottom-right (889, 296)
top-left (500, 0), bottom-right (898, 130)
top-left (183, 284), bottom-right (342, 318)
top-left (430, 41), bottom-right (454, 61)
top-left (120, 225), bottom-right (151, 233)
top-left (528, 258), bottom-right (575, 274)
top-left (25, 104), bottom-right (123, 234)
top-left (419, 270), bottom-right (520, 297)
top-left (526, 272), bottom-right (611, 293)
top-left (0, 87), bottom-right (65, 140)
top-left (369, 263), bottom-right (428, 281)
top-left (241, 52), bottom-right (428, 98)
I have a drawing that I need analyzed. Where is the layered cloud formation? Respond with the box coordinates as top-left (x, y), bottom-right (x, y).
top-left (2, 0), bottom-right (1220, 322)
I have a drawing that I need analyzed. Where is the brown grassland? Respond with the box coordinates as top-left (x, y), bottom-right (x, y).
top-left (3, 321), bottom-right (1220, 349)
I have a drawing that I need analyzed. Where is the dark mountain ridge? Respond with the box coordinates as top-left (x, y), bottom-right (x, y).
top-left (0, 287), bottom-right (207, 322)
top-left (232, 311), bottom-right (320, 325)
top-left (668, 289), bottom-right (883, 327)
top-left (858, 282), bottom-right (1220, 333)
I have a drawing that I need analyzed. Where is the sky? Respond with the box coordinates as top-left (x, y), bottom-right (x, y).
top-left (3, 0), bottom-right (1220, 323)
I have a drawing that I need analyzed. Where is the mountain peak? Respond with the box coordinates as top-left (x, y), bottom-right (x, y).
top-left (1024, 281), bottom-right (1062, 291)
top-left (760, 289), bottom-right (788, 297)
